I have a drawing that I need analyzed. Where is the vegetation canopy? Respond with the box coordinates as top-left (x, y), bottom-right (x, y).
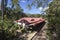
top-left (0, 0), bottom-right (60, 40)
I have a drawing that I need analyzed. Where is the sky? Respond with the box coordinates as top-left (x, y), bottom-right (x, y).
top-left (19, 0), bottom-right (42, 14)
top-left (19, 0), bottom-right (52, 14)
top-left (0, 0), bottom-right (52, 14)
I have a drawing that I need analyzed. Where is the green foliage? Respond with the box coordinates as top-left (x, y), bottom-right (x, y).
top-left (27, 14), bottom-right (47, 19)
top-left (46, 0), bottom-right (60, 40)
top-left (0, 16), bottom-right (20, 40)
top-left (26, 0), bottom-right (49, 9)
top-left (0, 0), bottom-right (27, 40)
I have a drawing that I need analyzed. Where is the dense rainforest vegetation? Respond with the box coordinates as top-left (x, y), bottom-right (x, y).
top-left (0, 0), bottom-right (27, 40)
top-left (0, 0), bottom-right (60, 40)
top-left (46, 0), bottom-right (60, 40)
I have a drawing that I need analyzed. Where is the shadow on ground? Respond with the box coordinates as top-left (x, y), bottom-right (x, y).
top-left (31, 22), bottom-right (46, 32)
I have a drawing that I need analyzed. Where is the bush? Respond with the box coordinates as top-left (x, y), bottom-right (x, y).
top-left (46, 0), bottom-right (60, 40)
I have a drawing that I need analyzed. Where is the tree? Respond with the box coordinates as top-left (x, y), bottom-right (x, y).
top-left (26, 0), bottom-right (49, 9)
top-left (46, 0), bottom-right (60, 40)
top-left (0, 0), bottom-right (27, 40)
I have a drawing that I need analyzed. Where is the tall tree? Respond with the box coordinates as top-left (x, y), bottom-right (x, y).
top-left (46, 0), bottom-right (60, 40)
top-left (1, 0), bottom-right (4, 20)
top-left (0, 0), bottom-right (27, 40)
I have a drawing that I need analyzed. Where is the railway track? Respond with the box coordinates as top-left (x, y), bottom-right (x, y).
top-left (31, 22), bottom-right (48, 40)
